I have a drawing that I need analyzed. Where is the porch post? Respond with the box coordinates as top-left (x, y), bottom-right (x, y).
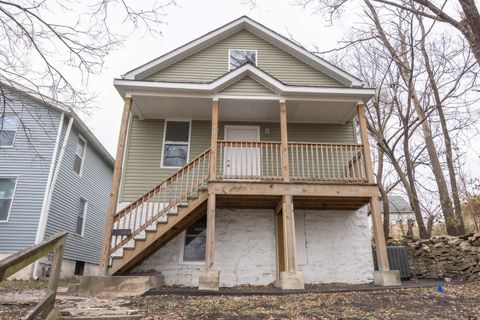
top-left (199, 193), bottom-right (220, 291)
top-left (99, 96), bottom-right (132, 274)
top-left (357, 104), bottom-right (374, 183)
top-left (357, 104), bottom-right (400, 286)
top-left (279, 100), bottom-right (290, 182)
top-left (277, 195), bottom-right (304, 289)
top-left (209, 98), bottom-right (219, 180)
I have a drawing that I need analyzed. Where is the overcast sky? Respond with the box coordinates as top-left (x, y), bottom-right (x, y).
top-left (81, 0), bottom-right (361, 155)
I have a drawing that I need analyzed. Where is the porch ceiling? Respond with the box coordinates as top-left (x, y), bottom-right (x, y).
top-left (131, 95), bottom-right (359, 123)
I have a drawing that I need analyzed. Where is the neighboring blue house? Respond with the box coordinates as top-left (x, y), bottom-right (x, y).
top-left (0, 81), bottom-right (114, 279)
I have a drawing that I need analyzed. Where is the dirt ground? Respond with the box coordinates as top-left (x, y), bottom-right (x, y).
top-left (1, 280), bottom-right (480, 319)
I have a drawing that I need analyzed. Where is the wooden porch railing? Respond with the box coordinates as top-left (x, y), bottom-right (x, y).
top-left (0, 232), bottom-right (67, 320)
top-left (288, 142), bottom-right (366, 182)
top-left (217, 140), bottom-right (283, 180)
top-left (109, 148), bottom-right (211, 257)
top-left (216, 141), bottom-right (367, 182)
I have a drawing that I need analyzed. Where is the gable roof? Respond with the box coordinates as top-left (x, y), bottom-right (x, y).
top-left (122, 16), bottom-right (364, 88)
top-left (0, 79), bottom-right (114, 167)
top-left (115, 63), bottom-right (374, 101)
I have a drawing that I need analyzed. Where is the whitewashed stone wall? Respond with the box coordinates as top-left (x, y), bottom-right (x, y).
top-left (132, 207), bottom-right (374, 286)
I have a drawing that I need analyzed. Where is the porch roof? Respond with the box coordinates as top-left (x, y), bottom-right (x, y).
top-left (114, 64), bottom-right (375, 123)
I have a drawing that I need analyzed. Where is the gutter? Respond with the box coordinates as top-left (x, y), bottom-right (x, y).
top-left (32, 115), bottom-right (74, 278)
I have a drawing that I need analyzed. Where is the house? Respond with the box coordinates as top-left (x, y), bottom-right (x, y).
top-left (0, 81), bottom-right (114, 279)
top-left (380, 196), bottom-right (417, 239)
top-left (100, 16), bottom-right (400, 290)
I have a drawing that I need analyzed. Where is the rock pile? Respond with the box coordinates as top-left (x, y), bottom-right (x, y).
top-left (388, 233), bottom-right (480, 281)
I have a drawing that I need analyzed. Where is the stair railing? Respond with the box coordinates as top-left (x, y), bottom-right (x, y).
top-left (0, 232), bottom-right (67, 320)
top-left (109, 148), bottom-right (211, 257)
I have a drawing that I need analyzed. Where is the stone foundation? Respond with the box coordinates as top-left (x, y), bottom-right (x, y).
top-left (389, 233), bottom-right (480, 281)
top-left (132, 208), bottom-right (374, 287)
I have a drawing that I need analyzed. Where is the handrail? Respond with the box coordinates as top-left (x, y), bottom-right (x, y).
top-left (114, 148), bottom-right (212, 220)
top-left (0, 231), bottom-right (67, 320)
top-left (109, 148), bottom-right (211, 256)
top-left (216, 140), bottom-right (367, 182)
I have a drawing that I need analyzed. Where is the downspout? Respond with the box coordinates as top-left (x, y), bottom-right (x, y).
top-left (32, 115), bottom-right (74, 278)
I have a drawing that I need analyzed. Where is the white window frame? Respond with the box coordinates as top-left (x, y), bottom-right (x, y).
top-left (0, 176), bottom-right (18, 223)
top-left (179, 216), bottom-right (207, 265)
top-left (0, 113), bottom-right (20, 148)
top-left (228, 49), bottom-right (258, 71)
top-left (73, 134), bottom-right (87, 176)
top-left (160, 120), bottom-right (192, 169)
top-left (75, 197), bottom-right (87, 237)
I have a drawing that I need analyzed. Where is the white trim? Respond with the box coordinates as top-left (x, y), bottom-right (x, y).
top-left (122, 16), bottom-right (363, 87)
top-left (0, 176), bottom-right (19, 223)
top-left (224, 125), bottom-right (260, 141)
top-left (179, 224), bottom-right (207, 265)
top-left (73, 134), bottom-right (87, 177)
top-left (0, 113), bottom-right (20, 148)
top-left (32, 115), bottom-right (73, 279)
top-left (35, 112), bottom-right (64, 243)
top-left (160, 119), bottom-right (192, 169)
top-left (228, 49), bottom-right (258, 71)
top-left (115, 64), bottom-right (375, 101)
top-left (75, 197), bottom-right (88, 237)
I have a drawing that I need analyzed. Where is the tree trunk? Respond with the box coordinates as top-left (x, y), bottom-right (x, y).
top-left (457, 0), bottom-right (480, 67)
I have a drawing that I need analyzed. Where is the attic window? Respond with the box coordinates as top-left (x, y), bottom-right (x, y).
top-left (229, 49), bottom-right (257, 71)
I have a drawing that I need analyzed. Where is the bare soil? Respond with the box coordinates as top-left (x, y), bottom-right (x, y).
top-left (1, 280), bottom-right (479, 319)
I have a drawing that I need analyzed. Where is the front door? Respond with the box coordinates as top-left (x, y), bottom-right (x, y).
top-left (224, 125), bottom-right (261, 178)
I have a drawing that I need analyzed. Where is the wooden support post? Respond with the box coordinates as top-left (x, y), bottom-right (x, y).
top-left (279, 100), bottom-right (290, 182)
top-left (275, 208), bottom-right (285, 284)
top-left (99, 97), bottom-right (132, 274)
top-left (205, 193), bottom-right (216, 271)
top-left (370, 197), bottom-right (390, 271)
top-left (209, 99), bottom-right (219, 181)
top-left (357, 104), bottom-right (374, 183)
top-left (48, 244), bottom-right (64, 294)
top-left (282, 195), bottom-right (297, 273)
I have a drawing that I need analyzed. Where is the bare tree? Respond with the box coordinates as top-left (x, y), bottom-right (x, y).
top-left (299, 0), bottom-right (480, 67)
top-left (0, 1), bottom-right (174, 112)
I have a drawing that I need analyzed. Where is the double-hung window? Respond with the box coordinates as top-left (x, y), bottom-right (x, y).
top-left (73, 135), bottom-right (86, 175)
top-left (183, 215), bottom-right (206, 262)
top-left (162, 121), bottom-right (190, 168)
top-left (229, 49), bottom-right (257, 71)
top-left (0, 178), bottom-right (17, 222)
top-left (76, 198), bottom-right (87, 236)
top-left (0, 113), bottom-right (20, 147)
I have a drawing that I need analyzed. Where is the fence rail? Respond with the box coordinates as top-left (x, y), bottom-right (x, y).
top-left (0, 231), bottom-right (67, 320)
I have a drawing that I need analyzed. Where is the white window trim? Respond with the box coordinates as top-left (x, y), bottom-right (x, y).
top-left (228, 49), bottom-right (258, 71)
top-left (73, 134), bottom-right (87, 177)
top-left (0, 176), bottom-right (19, 223)
top-left (75, 197), bottom-right (88, 237)
top-left (160, 119), bottom-right (192, 169)
top-left (0, 113), bottom-right (20, 148)
top-left (179, 230), bottom-right (206, 266)
top-left (224, 125), bottom-right (261, 141)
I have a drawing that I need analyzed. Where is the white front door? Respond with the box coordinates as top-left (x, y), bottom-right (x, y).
top-left (224, 125), bottom-right (261, 178)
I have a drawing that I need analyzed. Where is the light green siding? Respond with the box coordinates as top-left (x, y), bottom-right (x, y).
top-left (219, 76), bottom-right (275, 96)
top-left (144, 30), bottom-right (343, 87)
top-left (120, 119), bottom-right (355, 201)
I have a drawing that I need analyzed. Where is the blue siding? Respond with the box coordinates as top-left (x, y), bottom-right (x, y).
top-left (45, 123), bottom-right (113, 264)
top-left (0, 90), bottom-right (61, 251)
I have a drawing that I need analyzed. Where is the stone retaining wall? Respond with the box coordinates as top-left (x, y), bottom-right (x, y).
top-left (388, 233), bottom-right (480, 281)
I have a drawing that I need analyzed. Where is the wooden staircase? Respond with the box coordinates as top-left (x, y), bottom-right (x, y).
top-left (107, 149), bottom-right (211, 275)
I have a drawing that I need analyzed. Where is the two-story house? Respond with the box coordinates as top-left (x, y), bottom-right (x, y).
top-left (0, 81), bottom-right (114, 279)
top-left (99, 16), bottom-right (400, 290)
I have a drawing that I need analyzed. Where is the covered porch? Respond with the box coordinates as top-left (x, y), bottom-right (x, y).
top-left (102, 77), bottom-right (399, 290)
